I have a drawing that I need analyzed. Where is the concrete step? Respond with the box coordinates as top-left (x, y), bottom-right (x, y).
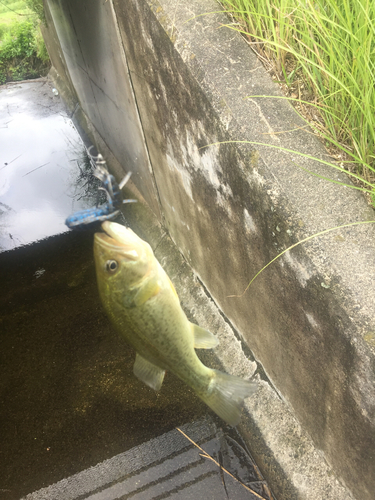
top-left (22, 418), bottom-right (269, 500)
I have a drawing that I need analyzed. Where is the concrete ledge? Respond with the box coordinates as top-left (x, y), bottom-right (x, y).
top-left (43, 0), bottom-right (375, 498)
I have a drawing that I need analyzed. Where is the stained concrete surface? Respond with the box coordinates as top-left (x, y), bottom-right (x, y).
top-left (111, 1), bottom-right (374, 498)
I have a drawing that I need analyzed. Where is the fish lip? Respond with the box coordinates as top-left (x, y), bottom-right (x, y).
top-left (95, 222), bottom-right (139, 260)
top-left (95, 222), bottom-right (126, 249)
top-left (99, 221), bottom-right (126, 246)
top-left (101, 220), bottom-right (114, 235)
top-left (94, 231), bottom-right (120, 249)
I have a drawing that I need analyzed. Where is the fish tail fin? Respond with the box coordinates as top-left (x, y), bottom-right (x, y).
top-left (202, 370), bottom-right (257, 426)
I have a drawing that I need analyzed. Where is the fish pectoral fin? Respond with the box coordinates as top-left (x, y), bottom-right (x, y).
top-left (133, 353), bottom-right (166, 391)
top-left (126, 277), bottom-right (161, 307)
top-left (192, 323), bottom-right (219, 349)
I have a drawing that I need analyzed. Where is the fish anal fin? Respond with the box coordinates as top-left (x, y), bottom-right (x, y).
top-left (192, 323), bottom-right (219, 349)
top-left (133, 353), bottom-right (165, 391)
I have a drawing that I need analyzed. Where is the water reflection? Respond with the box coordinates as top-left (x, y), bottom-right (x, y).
top-left (0, 83), bottom-right (101, 252)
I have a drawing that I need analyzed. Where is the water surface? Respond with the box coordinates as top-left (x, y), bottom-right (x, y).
top-left (0, 81), bottom-right (97, 252)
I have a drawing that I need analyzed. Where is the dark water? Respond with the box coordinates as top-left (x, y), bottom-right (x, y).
top-left (0, 230), bottom-right (210, 499)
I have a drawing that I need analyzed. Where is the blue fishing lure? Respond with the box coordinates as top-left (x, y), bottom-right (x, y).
top-left (65, 150), bottom-right (136, 231)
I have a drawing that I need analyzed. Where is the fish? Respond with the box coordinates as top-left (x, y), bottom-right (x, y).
top-left (94, 221), bottom-right (257, 425)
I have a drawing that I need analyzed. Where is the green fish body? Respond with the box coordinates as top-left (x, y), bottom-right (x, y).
top-left (94, 221), bottom-right (257, 425)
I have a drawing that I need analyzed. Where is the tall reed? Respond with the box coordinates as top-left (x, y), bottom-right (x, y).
top-left (221, 0), bottom-right (375, 198)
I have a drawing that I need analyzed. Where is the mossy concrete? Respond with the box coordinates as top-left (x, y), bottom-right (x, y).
top-left (42, 0), bottom-right (374, 498)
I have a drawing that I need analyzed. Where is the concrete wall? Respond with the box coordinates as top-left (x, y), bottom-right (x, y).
top-left (44, 0), bottom-right (160, 218)
top-left (43, 0), bottom-right (375, 498)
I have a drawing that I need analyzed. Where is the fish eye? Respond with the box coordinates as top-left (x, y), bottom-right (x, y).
top-left (105, 260), bottom-right (118, 273)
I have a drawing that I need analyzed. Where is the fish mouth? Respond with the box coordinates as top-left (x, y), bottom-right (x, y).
top-left (94, 231), bottom-right (119, 249)
top-left (95, 221), bottom-right (140, 259)
top-left (95, 221), bottom-right (121, 248)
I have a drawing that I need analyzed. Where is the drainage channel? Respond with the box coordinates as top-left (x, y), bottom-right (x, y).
top-left (0, 80), bottom-right (273, 500)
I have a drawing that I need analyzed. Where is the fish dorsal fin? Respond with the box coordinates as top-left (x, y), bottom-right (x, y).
top-left (133, 353), bottom-right (165, 391)
top-left (192, 323), bottom-right (219, 349)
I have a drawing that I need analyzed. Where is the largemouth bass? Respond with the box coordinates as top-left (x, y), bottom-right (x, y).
top-left (94, 221), bottom-right (257, 425)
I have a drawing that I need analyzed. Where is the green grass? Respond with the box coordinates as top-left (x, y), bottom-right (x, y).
top-left (220, 0), bottom-right (375, 205)
top-left (0, 0), bottom-right (34, 39)
top-left (0, 0), bottom-right (33, 20)
top-left (0, 0), bottom-right (30, 12)
top-left (0, 0), bottom-right (49, 83)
